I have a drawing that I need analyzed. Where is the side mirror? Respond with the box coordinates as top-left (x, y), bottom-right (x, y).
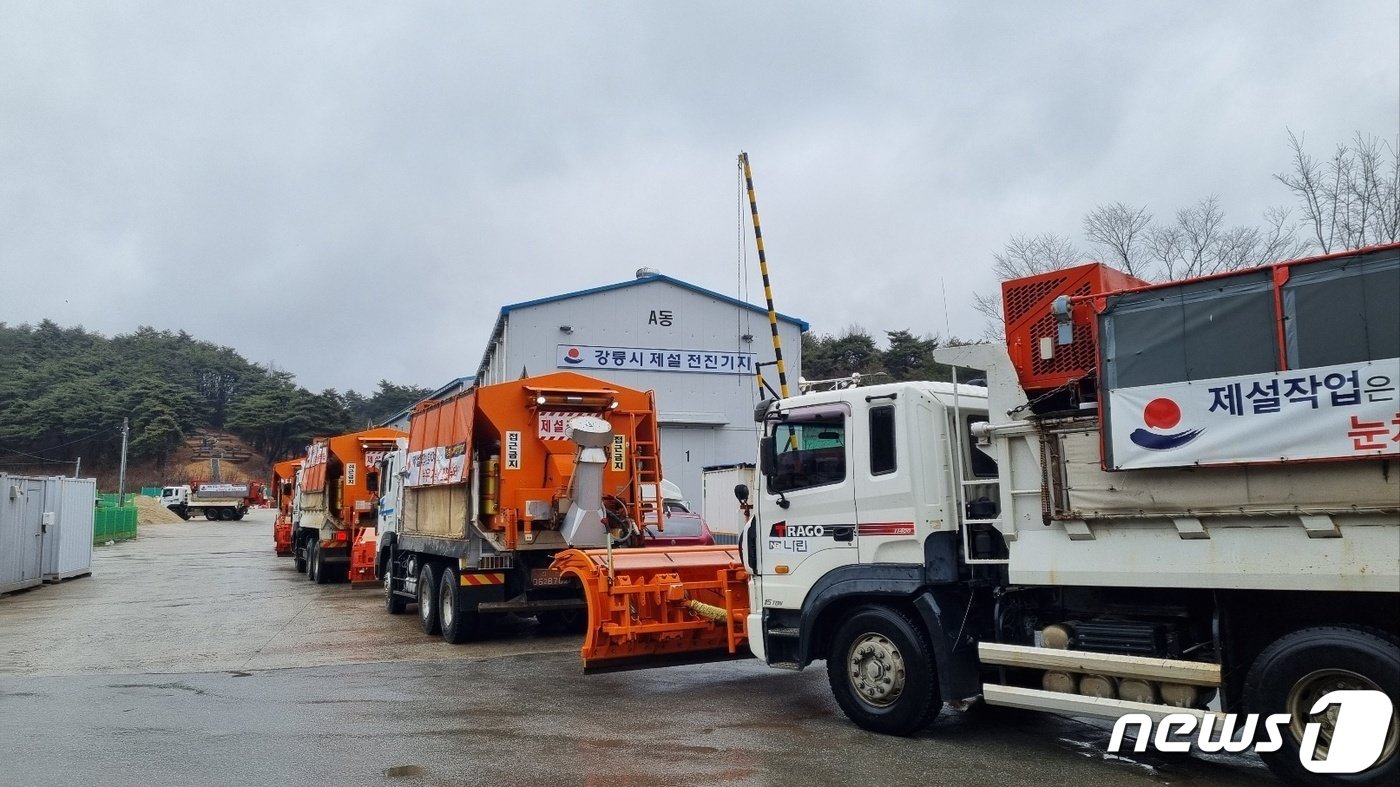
top-left (734, 484), bottom-right (749, 503)
top-left (753, 400), bottom-right (772, 423)
top-left (759, 436), bottom-right (777, 477)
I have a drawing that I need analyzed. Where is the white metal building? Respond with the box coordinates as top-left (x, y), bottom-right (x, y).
top-left (472, 270), bottom-right (806, 504)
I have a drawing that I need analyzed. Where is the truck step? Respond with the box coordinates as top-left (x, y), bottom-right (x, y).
top-left (767, 626), bottom-right (800, 638)
top-left (977, 643), bottom-right (1220, 686)
top-left (982, 684), bottom-right (1218, 723)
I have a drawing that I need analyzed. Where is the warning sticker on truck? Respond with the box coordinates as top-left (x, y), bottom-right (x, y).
top-left (505, 431), bottom-right (521, 470)
top-left (611, 435), bottom-right (626, 471)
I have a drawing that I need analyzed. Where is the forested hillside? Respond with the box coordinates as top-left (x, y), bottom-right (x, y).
top-left (0, 321), bottom-right (430, 475)
top-left (800, 328), bottom-right (962, 384)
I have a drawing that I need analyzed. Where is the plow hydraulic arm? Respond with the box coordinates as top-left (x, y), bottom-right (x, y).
top-left (551, 545), bottom-right (751, 673)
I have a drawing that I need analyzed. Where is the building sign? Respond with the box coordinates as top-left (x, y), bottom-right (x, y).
top-left (346, 463), bottom-right (357, 487)
top-left (505, 431), bottom-right (522, 470)
top-left (557, 344), bottom-right (755, 375)
top-left (1106, 358), bottom-right (1400, 470)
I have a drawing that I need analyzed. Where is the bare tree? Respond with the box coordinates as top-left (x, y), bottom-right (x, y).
top-left (1276, 130), bottom-right (1400, 252)
top-left (973, 232), bottom-right (1083, 338)
top-left (1146, 196), bottom-right (1305, 280)
top-left (1083, 202), bottom-right (1152, 278)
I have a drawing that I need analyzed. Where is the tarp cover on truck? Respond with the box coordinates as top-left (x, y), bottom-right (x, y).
top-left (1099, 244), bottom-right (1400, 469)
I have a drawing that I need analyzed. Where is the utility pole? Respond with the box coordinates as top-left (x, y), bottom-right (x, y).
top-left (74, 457), bottom-right (81, 479)
top-left (117, 418), bottom-right (129, 501)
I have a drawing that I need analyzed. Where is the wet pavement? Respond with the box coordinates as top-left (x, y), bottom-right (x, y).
top-left (0, 509), bottom-right (1276, 786)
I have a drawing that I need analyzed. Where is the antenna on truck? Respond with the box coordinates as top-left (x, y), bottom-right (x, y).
top-left (739, 151), bottom-right (790, 399)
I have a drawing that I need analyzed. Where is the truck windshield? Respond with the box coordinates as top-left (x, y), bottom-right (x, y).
top-left (767, 416), bottom-right (847, 493)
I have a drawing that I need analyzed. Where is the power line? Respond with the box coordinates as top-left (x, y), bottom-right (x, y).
top-left (0, 423), bottom-right (122, 460)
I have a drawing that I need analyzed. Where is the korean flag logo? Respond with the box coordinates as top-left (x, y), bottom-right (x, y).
top-left (1129, 397), bottom-right (1204, 450)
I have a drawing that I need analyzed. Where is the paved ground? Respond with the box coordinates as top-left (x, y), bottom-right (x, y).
top-left (0, 509), bottom-right (1276, 786)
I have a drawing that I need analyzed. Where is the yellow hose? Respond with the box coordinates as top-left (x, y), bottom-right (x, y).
top-left (687, 599), bottom-right (728, 623)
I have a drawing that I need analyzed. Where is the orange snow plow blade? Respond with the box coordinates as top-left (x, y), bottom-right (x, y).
top-left (551, 545), bottom-right (751, 673)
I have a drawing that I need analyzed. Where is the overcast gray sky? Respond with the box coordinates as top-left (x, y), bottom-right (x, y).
top-left (2, 1), bottom-right (1396, 393)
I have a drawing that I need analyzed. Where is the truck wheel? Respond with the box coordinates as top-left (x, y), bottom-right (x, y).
top-left (827, 605), bottom-right (942, 736)
top-left (312, 540), bottom-right (330, 585)
top-left (232, 510), bottom-right (245, 521)
top-left (438, 567), bottom-right (477, 645)
top-left (384, 565), bottom-right (406, 615)
top-left (418, 562), bottom-right (440, 635)
top-left (293, 538), bottom-right (307, 573)
top-left (168, 504), bottom-right (190, 521)
top-left (204, 509), bottom-right (217, 521)
top-left (1244, 626), bottom-right (1399, 786)
top-left (306, 541), bottom-right (320, 582)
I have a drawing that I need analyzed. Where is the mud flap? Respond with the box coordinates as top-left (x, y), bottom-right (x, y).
top-left (913, 591), bottom-right (982, 702)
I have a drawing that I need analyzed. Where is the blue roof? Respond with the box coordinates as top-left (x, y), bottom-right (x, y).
top-left (500, 274), bottom-right (810, 331)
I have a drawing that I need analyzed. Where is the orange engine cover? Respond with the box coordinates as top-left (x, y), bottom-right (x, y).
top-left (1001, 262), bottom-right (1147, 397)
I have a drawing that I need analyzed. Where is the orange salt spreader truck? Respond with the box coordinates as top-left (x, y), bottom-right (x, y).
top-left (376, 371), bottom-right (663, 644)
top-left (292, 426), bottom-right (407, 584)
top-left (271, 457), bottom-right (303, 556)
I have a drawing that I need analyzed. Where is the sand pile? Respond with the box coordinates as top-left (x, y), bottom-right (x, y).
top-left (136, 495), bottom-right (186, 525)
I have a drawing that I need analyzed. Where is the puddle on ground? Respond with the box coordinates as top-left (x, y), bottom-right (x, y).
top-left (384, 765), bottom-right (423, 778)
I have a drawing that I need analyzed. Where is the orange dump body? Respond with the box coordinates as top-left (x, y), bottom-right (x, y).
top-left (271, 458), bottom-right (302, 556)
top-left (302, 427), bottom-right (406, 582)
top-left (406, 371), bottom-right (662, 549)
top-left (552, 545), bottom-right (751, 672)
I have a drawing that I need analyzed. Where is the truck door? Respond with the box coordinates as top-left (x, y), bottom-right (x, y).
top-left (758, 403), bottom-right (858, 611)
top-left (378, 451), bottom-right (404, 536)
top-left (853, 398), bottom-right (918, 564)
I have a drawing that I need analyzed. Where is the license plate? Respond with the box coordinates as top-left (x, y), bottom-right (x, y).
top-left (530, 568), bottom-right (566, 587)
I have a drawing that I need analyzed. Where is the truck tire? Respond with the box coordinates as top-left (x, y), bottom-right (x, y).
top-left (384, 564), bottom-right (406, 615)
top-left (827, 605), bottom-right (942, 736)
top-left (312, 540), bottom-right (331, 585)
top-left (204, 508), bottom-right (218, 521)
top-left (418, 562), bottom-right (440, 636)
top-left (1244, 626), bottom-right (1399, 786)
top-left (293, 537), bottom-right (307, 573)
top-left (232, 510), bottom-right (245, 521)
top-left (306, 541), bottom-right (320, 582)
top-left (167, 504), bottom-right (190, 521)
top-left (438, 567), bottom-right (478, 644)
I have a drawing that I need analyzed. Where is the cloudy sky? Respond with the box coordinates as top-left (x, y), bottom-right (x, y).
top-left (2, 1), bottom-right (1396, 393)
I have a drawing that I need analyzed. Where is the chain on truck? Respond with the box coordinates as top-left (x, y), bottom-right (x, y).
top-left (375, 371), bottom-right (664, 644)
top-left (553, 243), bottom-right (1400, 787)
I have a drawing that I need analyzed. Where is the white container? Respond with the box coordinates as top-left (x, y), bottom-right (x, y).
top-left (42, 477), bottom-right (95, 581)
top-left (0, 474), bottom-right (47, 594)
top-left (701, 464), bottom-right (755, 546)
